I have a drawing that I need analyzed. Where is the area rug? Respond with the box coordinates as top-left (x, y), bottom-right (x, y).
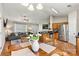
top-left (40, 43), bottom-right (56, 54)
top-left (51, 53), bottom-right (60, 56)
top-left (20, 42), bottom-right (31, 48)
top-left (11, 48), bottom-right (35, 56)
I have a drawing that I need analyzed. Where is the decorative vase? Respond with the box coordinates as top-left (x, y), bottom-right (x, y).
top-left (29, 36), bottom-right (39, 52)
top-left (32, 40), bottom-right (39, 52)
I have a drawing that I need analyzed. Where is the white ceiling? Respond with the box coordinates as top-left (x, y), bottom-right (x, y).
top-left (2, 3), bottom-right (79, 21)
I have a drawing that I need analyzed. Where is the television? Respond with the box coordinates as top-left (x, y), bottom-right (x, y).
top-left (42, 24), bottom-right (49, 29)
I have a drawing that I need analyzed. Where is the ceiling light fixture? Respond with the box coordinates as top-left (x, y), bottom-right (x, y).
top-left (21, 3), bottom-right (29, 7)
top-left (28, 4), bottom-right (34, 11)
top-left (21, 3), bottom-right (44, 11)
top-left (51, 8), bottom-right (58, 14)
top-left (36, 4), bottom-right (43, 10)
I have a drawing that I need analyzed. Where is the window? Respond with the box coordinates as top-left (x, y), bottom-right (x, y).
top-left (14, 23), bottom-right (27, 32)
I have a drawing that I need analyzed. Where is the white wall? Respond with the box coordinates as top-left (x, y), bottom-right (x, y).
top-left (0, 4), bottom-right (5, 54)
top-left (0, 18), bottom-right (5, 54)
top-left (0, 19), bottom-right (3, 53)
top-left (68, 10), bottom-right (77, 45)
top-left (53, 16), bottom-right (68, 23)
top-left (77, 10), bottom-right (79, 32)
top-left (5, 16), bottom-right (49, 32)
top-left (2, 15), bottom-right (49, 24)
top-left (6, 16), bottom-right (68, 32)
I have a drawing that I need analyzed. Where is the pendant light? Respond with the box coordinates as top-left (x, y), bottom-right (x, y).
top-left (28, 4), bottom-right (34, 11)
top-left (36, 4), bottom-right (43, 10)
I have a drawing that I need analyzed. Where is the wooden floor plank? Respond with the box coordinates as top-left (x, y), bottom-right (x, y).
top-left (0, 40), bottom-right (76, 56)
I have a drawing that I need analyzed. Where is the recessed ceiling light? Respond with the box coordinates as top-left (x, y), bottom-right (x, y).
top-left (21, 3), bottom-right (29, 7)
top-left (51, 8), bottom-right (58, 14)
top-left (36, 4), bottom-right (43, 10)
top-left (28, 4), bottom-right (34, 11)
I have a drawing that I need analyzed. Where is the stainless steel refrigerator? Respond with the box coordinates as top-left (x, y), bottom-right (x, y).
top-left (59, 24), bottom-right (69, 42)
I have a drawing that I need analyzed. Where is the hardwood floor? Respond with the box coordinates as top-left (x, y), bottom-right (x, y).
top-left (47, 41), bottom-right (76, 56)
top-left (0, 40), bottom-right (76, 56)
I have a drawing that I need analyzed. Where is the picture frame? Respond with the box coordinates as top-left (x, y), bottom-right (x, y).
top-left (42, 24), bottom-right (49, 29)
